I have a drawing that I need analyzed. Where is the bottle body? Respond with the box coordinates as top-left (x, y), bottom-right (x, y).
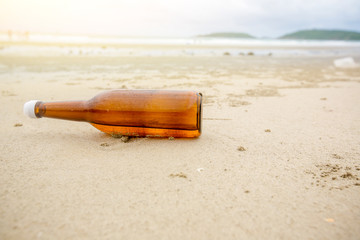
top-left (33, 90), bottom-right (202, 138)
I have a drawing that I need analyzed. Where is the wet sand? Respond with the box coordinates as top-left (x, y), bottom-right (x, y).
top-left (0, 50), bottom-right (360, 239)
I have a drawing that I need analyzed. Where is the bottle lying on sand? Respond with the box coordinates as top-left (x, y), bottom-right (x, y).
top-left (23, 90), bottom-right (202, 138)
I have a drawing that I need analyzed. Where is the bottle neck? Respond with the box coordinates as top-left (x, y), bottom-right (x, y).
top-left (35, 101), bottom-right (88, 122)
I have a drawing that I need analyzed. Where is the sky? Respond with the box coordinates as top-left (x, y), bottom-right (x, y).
top-left (0, 0), bottom-right (359, 38)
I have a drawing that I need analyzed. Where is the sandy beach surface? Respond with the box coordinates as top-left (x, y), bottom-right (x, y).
top-left (1, 44), bottom-right (360, 239)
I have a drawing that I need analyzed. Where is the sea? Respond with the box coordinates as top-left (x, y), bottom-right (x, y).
top-left (1, 33), bottom-right (360, 57)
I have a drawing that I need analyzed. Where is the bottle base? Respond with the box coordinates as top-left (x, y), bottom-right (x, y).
top-left (91, 123), bottom-right (201, 138)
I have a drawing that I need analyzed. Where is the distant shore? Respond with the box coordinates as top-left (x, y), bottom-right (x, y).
top-left (198, 29), bottom-right (360, 41)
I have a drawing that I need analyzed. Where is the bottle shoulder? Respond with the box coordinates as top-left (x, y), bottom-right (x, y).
top-left (87, 90), bottom-right (200, 112)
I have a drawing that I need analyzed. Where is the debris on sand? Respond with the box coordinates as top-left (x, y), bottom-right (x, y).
top-left (120, 136), bottom-right (130, 143)
top-left (332, 153), bottom-right (343, 159)
top-left (334, 57), bottom-right (359, 68)
top-left (111, 133), bottom-right (123, 138)
top-left (340, 172), bottom-right (355, 179)
top-left (110, 134), bottom-right (131, 142)
top-left (169, 172), bottom-right (187, 179)
top-left (237, 146), bottom-right (246, 151)
top-left (324, 218), bottom-right (335, 223)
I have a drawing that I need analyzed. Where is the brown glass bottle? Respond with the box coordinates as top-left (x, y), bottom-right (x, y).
top-left (24, 90), bottom-right (202, 138)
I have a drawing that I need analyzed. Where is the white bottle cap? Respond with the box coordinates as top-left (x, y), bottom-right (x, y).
top-left (23, 100), bottom-right (40, 118)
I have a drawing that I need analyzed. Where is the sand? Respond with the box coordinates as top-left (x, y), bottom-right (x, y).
top-left (0, 48), bottom-right (360, 239)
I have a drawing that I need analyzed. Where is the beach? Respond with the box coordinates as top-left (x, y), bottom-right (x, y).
top-left (0, 42), bottom-right (360, 239)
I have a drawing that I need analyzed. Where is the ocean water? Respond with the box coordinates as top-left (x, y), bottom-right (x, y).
top-left (1, 33), bottom-right (360, 57)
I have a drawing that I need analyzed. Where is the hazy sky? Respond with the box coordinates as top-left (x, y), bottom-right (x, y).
top-left (0, 0), bottom-right (359, 37)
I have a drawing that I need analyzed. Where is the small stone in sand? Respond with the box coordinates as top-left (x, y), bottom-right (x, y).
top-left (169, 172), bottom-right (187, 179)
top-left (265, 129), bottom-right (271, 132)
top-left (320, 97), bottom-right (327, 101)
top-left (237, 146), bottom-right (246, 151)
top-left (223, 52), bottom-right (231, 56)
top-left (247, 52), bottom-right (254, 56)
top-left (100, 143), bottom-right (110, 147)
top-left (14, 123), bottom-right (23, 127)
top-left (244, 190), bottom-right (250, 193)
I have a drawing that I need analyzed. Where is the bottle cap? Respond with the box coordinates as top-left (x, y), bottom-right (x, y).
top-left (23, 100), bottom-right (39, 118)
